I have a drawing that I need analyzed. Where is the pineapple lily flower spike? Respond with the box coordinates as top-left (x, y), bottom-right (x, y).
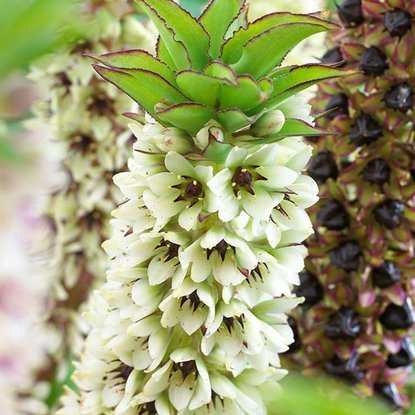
top-left (58, 1), bottom-right (348, 415)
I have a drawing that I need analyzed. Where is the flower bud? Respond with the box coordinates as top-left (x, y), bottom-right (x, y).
top-left (330, 240), bottom-right (361, 271)
top-left (374, 199), bottom-right (404, 229)
top-left (337, 0), bottom-right (364, 28)
top-left (295, 271), bottom-right (323, 306)
top-left (379, 298), bottom-right (415, 330)
top-left (324, 307), bottom-right (361, 340)
top-left (349, 114), bottom-right (382, 146)
top-left (384, 83), bottom-right (414, 112)
top-left (372, 261), bottom-right (401, 288)
top-left (383, 9), bottom-right (412, 38)
top-left (308, 151), bottom-right (338, 182)
top-left (194, 121), bottom-right (224, 150)
top-left (363, 158), bottom-right (390, 184)
top-left (359, 46), bottom-right (388, 76)
top-left (251, 110), bottom-right (285, 137)
top-left (156, 127), bottom-right (193, 153)
top-left (317, 200), bottom-right (349, 231)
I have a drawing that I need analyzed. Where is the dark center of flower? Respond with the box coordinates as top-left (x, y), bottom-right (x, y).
top-left (324, 307), bottom-right (361, 340)
top-left (223, 315), bottom-right (245, 333)
top-left (372, 261), bottom-right (401, 288)
top-left (324, 352), bottom-right (364, 384)
top-left (374, 199), bottom-right (404, 229)
top-left (321, 46), bottom-right (344, 65)
top-left (137, 402), bottom-right (157, 415)
top-left (359, 46), bottom-right (389, 76)
top-left (80, 210), bottom-right (104, 231)
top-left (387, 337), bottom-right (415, 368)
top-left (56, 71), bottom-right (71, 88)
top-left (374, 383), bottom-right (403, 409)
top-left (383, 8), bottom-right (412, 38)
top-left (173, 360), bottom-right (198, 380)
top-left (362, 158), bottom-right (390, 184)
top-left (294, 270), bottom-right (323, 306)
top-left (337, 0), bottom-right (364, 28)
top-left (308, 151), bottom-right (338, 182)
top-left (317, 200), bottom-right (349, 231)
top-left (185, 181), bottom-right (203, 198)
top-left (330, 240), bottom-right (361, 271)
top-left (384, 83), bottom-right (414, 112)
top-left (349, 114), bottom-right (383, 146)
top-left (70, 134), bottom-right (96, 154)
top-left (180, 291), bottom-right (202, 312)
top-left (325, 93), bottom-right (349, 119)
top-left (117, 364), bottom-right (134, 381)
top-left (207, 239), bottom-right (230, 261)
top-left (87, 95), bottom-right (115, 116)
top-left (380, 298), bottom-right (415, 330)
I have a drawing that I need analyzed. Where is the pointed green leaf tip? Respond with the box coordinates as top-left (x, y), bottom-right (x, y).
top-left (94, 0), bottom-right (344, 135)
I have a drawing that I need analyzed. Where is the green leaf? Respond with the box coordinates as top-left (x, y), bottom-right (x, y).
top-left (204, 61), bottom-right (238, 85)
top-left (250, 65), bottom-right (351, 114)
top-left (95, 50), bottom-right (175, 83)
top-left (93, 66), bottom-right (187, 115)
top-left (232, 22), bottom-right (334, 78)
top-left (217, 108), bottom-right (259, 132)
top-left (140, 3), bottom-right (191, 70)
top-left (175, 70), bottom-right (231, 107)
top-left (138, 0), bottom-right (210, 70)
top-left (179, 0), bottom-right (208, 17)
top-left (199, 0), bottom-right (244, 59)
top-left (156, 103), bottom-right (215, 134)
top-left (221, 12), bottom-right (338, 65)
top-left (245, 118), bottom-right (329, 144)
top-left (219, 75), bottom-right (272, 110)
top-left (203, 139), bottom-right (234, 164)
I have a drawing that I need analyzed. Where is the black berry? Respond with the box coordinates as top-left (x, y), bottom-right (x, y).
top-left (383, 9), bottom-right (412, 38)
top-left (318, 200), bottom-right (349, 231)
top-left (324, 307), bottom-right (361, 340)
top-left (387, 338), bottom-right (415, 368)
top-left (374, 383), bottom-right (403, 409)
top-left (321, 47), bottom-right (344, 65)
top-left (349, 114), bottom-right (382, 146)
top-left (372, 261), bottom-right (401, 288)
top-left (330, 240), bottom-right (361, 271)
top-left (308, 152), bottom-right (338, 182)
top-left (325, 93), bottom-right (349, 119)
top-left (295, 271), bottom-right (324, 306)
top-left (363, 158), bottom-right (390, 184)
top-left (380, 298), bottom-right (415, 330)
top-left (337, 0), bottom-right (364, 27)
top-left (374, 199), bottom-right (404, 229)
top-left (359, 46), bottom-right (388, 76)
top-left (324, 352), bottom-right (364, 384)
top-left (384, 83), bottom-right (414, 112)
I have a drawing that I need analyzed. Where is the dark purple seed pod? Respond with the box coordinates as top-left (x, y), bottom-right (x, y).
top-left (374, 199), bottom-right (404, 229)
top-left (325, 93), bottom-right (349, 119)
top-left (324, 307), bottom-right (361, 340)
top-left (308, 152), bottom-right (338, 182)
top-left (384, 83), bottom-right (414, 112)
top-left (379, 298), bottom-right (415, 330)
top-left (285, 316), bottom-right (301, 354)
top-left (359, 46), bottom-right (388, 76)
top-left (349, 114), bottom-right (382, 146)
top-left (374, 383), bottom-right (403, 408)
top-left (317, 200), bottom-right (349, 231)
top-left (295, 271), bottom-right (324, 306)
top-left (383, 9), bottom-right (412, 38)
top-left (329, 240), bottom-right (361, 271)
top-left (324, 352), bottom-right (364, 384)
top-left (337, 0), bottom-right (364, 27)
top-left (321, 46), bottom-right (344, 65)
top-left (372, 261), bottom-right (401, 289)
top-left (386, 338), bottom-right (415, 368)
top-left (363, 158), bottom-right (390, 184)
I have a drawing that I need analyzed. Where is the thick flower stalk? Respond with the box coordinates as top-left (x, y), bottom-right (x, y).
top-left (288, 0), bottom-right (415, 410)
top-left (58, 1), bottom-right (345, 413)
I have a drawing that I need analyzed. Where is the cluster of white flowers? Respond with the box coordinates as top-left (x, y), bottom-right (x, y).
top-left (27, 0), bottom-right (156, 399)
top-left (59, 90), bottom-right (318, 414)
